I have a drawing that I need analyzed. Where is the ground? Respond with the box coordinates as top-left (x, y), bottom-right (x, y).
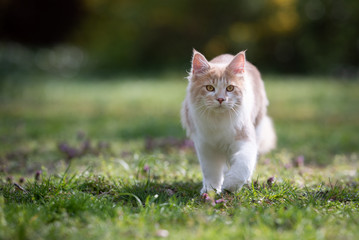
top-left (0, 74), bottom-right (358, 239)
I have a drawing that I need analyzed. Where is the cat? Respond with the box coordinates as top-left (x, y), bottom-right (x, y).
top-left (181, 49), bottom-right (276, 194)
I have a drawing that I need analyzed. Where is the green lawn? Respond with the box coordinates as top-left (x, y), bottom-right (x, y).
top-left (0, 74), bottom-right (358, 239)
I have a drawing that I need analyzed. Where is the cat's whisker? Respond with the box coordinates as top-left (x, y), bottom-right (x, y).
top-left (229, 107), bottom-right (243, 126)
top-left (228, 111), bottom-right (235, 125)
top-left (230, 106), bottom-right (240, 119)
top-left (233, 104), bottom-right (241, 113)
top-left (195, 104), bottom-right (209, 119)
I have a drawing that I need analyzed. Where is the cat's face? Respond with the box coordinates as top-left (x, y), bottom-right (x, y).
top-left (188, 50), bottom-right (245, 114)
top-left (189, 73), bottom-right (243, 113)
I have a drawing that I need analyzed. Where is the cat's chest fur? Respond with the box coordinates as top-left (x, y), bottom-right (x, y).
top-left (190, 108), bottom-right (242, 149)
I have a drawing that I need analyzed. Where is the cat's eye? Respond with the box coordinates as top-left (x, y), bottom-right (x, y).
top-left (226, 85), bottom-right (234, 92)
top-left (206, 85), bottom-right (215, 92)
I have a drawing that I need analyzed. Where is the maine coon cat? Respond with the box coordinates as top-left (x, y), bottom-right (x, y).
top-left (181, 49), bottom-right (276, 194)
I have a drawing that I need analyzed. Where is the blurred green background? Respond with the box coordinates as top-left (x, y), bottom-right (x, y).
top-left (1, 0), bottom-right (359, 76)
top-left (0, 0), bottom-right (358, 174)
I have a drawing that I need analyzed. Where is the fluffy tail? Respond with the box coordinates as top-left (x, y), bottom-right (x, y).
top-left (256, 116), bottom-right (277, 155)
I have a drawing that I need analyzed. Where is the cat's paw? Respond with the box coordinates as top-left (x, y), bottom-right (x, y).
top-left (200, 185), bottom-right (221, 194)
top-left (222, 175), bottom-right (244, 193)
top-left (222, 183), bottom-right (242, 193)
top-left (200, 186), bottom-right (207, 195)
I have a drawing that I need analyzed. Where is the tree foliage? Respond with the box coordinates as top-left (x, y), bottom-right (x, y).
top-left (1, 0), bottom-right (358, 74)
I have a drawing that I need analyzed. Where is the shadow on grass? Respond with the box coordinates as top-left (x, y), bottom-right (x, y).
top-left (113, 180), bottom-right (203, 207)
top-left (1, 177), bottom-right (203, 209)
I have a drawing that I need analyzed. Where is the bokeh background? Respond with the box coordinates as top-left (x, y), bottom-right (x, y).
top-left (0, 0), bottom-right (358, 175)
top-left (1, 0), bottom-right (359, 77)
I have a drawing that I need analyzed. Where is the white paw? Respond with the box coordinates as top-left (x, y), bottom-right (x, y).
top-left (222, 175), bottom-right (245, 193)
top-left (200, 185), bottom-right (222, 194)
top-left (200, 186), bottom-right (207, 194)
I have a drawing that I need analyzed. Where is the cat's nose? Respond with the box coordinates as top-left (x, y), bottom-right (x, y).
top-left (217, 98), bottom-right (225, 104)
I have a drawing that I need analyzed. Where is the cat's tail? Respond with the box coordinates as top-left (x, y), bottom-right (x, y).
top-left (256, 116), bottom-right (277, 155)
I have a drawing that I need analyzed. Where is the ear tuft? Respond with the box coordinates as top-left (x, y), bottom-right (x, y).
top-left (227, 51), bottom-right (246, 75)
top-left (191, 49), bottom-right (210, 75)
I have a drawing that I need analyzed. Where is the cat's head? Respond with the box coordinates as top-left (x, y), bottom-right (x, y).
top-left (188, 49), bottom-right (246, 113)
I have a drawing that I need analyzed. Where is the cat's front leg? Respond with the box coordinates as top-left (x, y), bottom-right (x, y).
top-left (222, 140), bottom-right (257, 192)
top-left (196, 142), bottom-right (225, 194)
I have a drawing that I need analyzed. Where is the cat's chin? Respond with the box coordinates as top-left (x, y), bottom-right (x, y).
top-left (210, 105), bottom-right (232, 113)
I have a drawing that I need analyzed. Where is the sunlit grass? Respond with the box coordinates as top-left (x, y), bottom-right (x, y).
top-left (0, 74), bottom-right (358, 239)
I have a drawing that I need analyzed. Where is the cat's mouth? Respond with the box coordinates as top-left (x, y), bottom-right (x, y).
top-left (214, 103), bottom-right (231, 111)
top-left (204, 101), bottom-right (234, 112)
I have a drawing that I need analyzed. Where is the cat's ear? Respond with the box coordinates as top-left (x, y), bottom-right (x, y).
top-left (227, 51), bottom-right (246, 75)
top-left (191, 49), bottom-right (210, 75)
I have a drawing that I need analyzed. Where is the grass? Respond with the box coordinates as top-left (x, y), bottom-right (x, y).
top-left (0, 74), bottom-right (358, 239)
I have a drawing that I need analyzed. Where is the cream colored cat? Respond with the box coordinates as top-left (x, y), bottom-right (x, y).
top-left (181, 49), bottom-right (276, 194)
